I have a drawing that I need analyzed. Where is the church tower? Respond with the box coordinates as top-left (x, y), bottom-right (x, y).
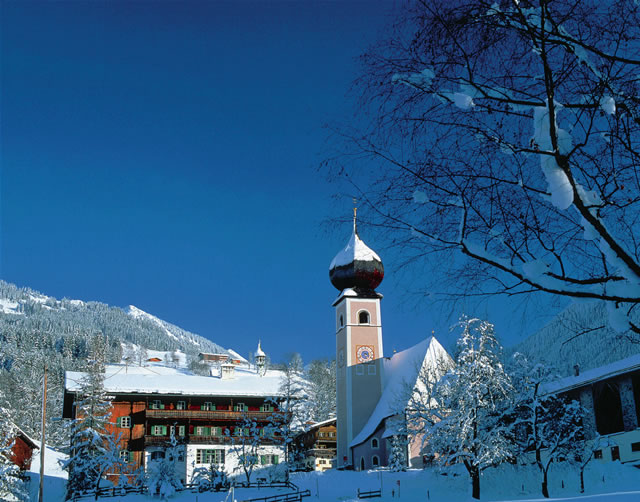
top-left (329, 210), bottom-right (385, 469)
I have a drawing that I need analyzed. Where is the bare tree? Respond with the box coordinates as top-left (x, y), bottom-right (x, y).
top-left (328, 0), bottom-right (640, 334)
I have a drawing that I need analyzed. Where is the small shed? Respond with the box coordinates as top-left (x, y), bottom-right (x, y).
top-left (5, 426), bottom-right (39, 471)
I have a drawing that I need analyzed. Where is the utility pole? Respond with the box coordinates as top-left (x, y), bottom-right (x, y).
top-left (39, 363), bottom-right (48, 502)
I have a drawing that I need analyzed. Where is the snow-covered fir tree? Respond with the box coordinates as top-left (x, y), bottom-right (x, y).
top-left (276, 354), bottom-right (309, 467)
top-left (61, 334), bottom-right (121, 499)
top-left (305, 359), bottom-right (336, 422)
top-left (0, 394), bottom-right (28, 502)
top-left (425, 318), bottom-right (513, 500)
top-left (508, 354), bottom-right (584, 498)
top-left (146, 432), bottom-right (184, 499)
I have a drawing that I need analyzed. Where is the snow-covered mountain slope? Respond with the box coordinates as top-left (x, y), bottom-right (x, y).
top-left (509, 301), bottom-right (640, 377)
top-left (0, 280), bottom-right (228, 357)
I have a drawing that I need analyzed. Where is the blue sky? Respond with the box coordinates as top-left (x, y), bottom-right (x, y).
top-left (0, 1), bottom-right (558, 363)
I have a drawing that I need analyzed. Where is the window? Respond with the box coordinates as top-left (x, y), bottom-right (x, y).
top-left (119, 450), bottom-right (133, 463)
top-left (372, 455), bottom-right (379, 467)
top-left (260, 403), bottom-right (274, 412)
top-left (196, 449), bottom-right (225, 465)
top-left (195, 426), bottom-right (209, 436)
top-left (368, 364), bottom-right (376, 375)
top-left (339, 315), bottom-right (344, 327)
top-left (117, 416), bottom-right (131, 428)
top-left (211, 426), bottom-right (221, 437)
top-left (201, 402), bottom-right (214, 411)
top-left (371, 438), bottom-right (379, 449)
top-left (176, 401), bottom-right (186, 410)
top-left (177, 451), bottom-right (185, 462)
top-left (356, 365), bottom-right (364, 376)
top-left (234, 403), bottom-right (247, 412)
top-left (177, 425), bottom-right (186, 436)
top-left (611, 446), bottom-right (620, 461)
top-left (594, 449), bottom-right (603, 459)
top-left (150, 451), bottom-right (165, 461)
top-left (358, 310), bottom-right (370, 324)
top-left (631, 442), bottom-right (640, 452)
top-left (150, 400), bottom-right (163, 410)
top-left (260, 454), bottom-right (279, 465)
top-left (151, 425), bottom-right (166, 436)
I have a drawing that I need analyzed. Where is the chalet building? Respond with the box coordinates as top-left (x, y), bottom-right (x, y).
top-left (329, 213), bottom-right (453, 470)
top-left (543, 354), bottom-right (640, 464)
top-left (63, 344), bottom-right (286, 485)
top-left (292, 418), bottom-right (337, 471)
top-left (3, 424), bottom-right (38, 471)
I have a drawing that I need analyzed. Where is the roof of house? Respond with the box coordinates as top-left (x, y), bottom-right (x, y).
top-left (65, 363), bottom-right (286, 398)
top-left (542, 352), bottom-right (640, 395)
top-left (305, 417), bottom-right (336, 432)
top-left (350, 336), bottom-right (452, 448)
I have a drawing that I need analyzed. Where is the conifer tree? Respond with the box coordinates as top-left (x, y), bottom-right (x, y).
top-left (61, 334), bottom-right (119, 499)
top-left (0, 394), bottom-right (28, 502)
top-left (425, 318), bottom-right (513, 500)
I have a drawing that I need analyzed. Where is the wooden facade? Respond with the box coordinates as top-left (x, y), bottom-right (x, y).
top-left (293, 419), bottom-right (337, 471)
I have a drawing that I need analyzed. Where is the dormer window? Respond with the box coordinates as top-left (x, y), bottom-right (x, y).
top-left (358, 310), bottom-right (370, 324)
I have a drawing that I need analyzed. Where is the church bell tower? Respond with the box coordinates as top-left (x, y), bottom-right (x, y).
top-left (329, 209), bottom-right (385, 469)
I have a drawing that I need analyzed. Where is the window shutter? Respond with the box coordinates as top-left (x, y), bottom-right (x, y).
top-left (129, 451), bottom-right (134, 462)
top-left (162, 425), bottom-right (167, 435)
top-left (116, 417), bottom-right (121, 427)
top-left (272, 455), bottom-right (279, 465)
top-left (260, 455), bottom-right (267, 465)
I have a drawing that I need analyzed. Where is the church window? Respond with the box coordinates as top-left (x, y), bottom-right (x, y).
top-left (356, 365), bottom-right (364, 375)
top-left (368, 364), bottom-right (376, 375)
top-left (339, 314), bottom-right (344, 327)
top-left (631, 442), bottom-right (640, 452)
top-left (360, 457), bottom-right (365, 471)
top-left (371, 438), bottom-right (379, 449)
top-left (594, 449), bottom-right (603, 459)
top-left (372, 455), bottom-right (379, 467)
top-left (358, 310), bottom-right (370, 324)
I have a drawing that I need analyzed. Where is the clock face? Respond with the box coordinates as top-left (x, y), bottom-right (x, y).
top-left (356, 345), bottom-right (375, 364)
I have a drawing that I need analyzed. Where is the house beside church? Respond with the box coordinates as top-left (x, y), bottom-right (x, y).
top-left (329, 212), bottom-right (452, 470)
top-left (63, 343), bottom-right (287, 485)
top-left (544, 354), bottom-right (640, 465)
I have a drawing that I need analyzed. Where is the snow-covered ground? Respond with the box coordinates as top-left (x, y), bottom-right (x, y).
top-left (25, 453), bottom-right (640, 502)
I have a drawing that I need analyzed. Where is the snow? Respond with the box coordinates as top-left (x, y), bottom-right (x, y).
top-left (23, 460), bottom-right (640, 501)
top-left (533, 104), bottom-right (574, 210)
top-left (66, 364), bottom-right (286, 397)
top-left (128, 305), bottom-right (180, 341)
top-left (391, 68), bottom-right (435, 89)
top-left (350, 336), bottom-right (452, 448)
top-left (542, 352), bottom-right (640, 395)
top-left (600, 96), bottom-right (616, 115)
top-left (412, 189), bottom-right (429, 203)
top-left (0, 298), bottom-right (22, 315)
top-left (329, 230), bottom-right (382, 269)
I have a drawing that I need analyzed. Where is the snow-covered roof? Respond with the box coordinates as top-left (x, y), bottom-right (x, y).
top-left (65, 364), bottom-right (286, 398)
top-left (305, 417), bottom-right (336, 432)
top-left (254, 342), bottom-right (265, 358)
top-left (329, 229), bottom-right (381, 269)
top-left (228, 348), bottom-right (249, 363)
top-left (350, 336), bottom-right (452, 448)
top-left (542, 353), bottom-right (640, 395)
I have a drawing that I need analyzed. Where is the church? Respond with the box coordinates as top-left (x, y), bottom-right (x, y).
top-left (328, 212), bottom-right (452, 470)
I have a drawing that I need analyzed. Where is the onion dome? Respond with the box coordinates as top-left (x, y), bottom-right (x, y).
top-left (255, 340), bottom-right (265, 358)
top-left (329, 213), bottom-right (384, 292)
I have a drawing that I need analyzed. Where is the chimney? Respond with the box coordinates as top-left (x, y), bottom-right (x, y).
top-left (574, 364), bottom-right (580, 376)
top-left (221, 363), bottom-right (236, 380)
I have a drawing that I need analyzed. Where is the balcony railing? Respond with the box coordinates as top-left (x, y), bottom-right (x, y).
top-left (146, 409), bottom-right (284, 421)
top-left (144, 435), bottom-right (283, 446)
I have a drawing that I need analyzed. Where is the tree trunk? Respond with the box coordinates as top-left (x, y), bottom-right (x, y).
top-left (542, 470), bottom-right (549, 498)
top-left (471, 466), bottom-right (480, 500)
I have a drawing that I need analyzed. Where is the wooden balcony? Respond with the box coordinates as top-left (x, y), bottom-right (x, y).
top-left (146, 409), bottom-right (283, 422)
top-left (144, 435), bottom-right (282, 446)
